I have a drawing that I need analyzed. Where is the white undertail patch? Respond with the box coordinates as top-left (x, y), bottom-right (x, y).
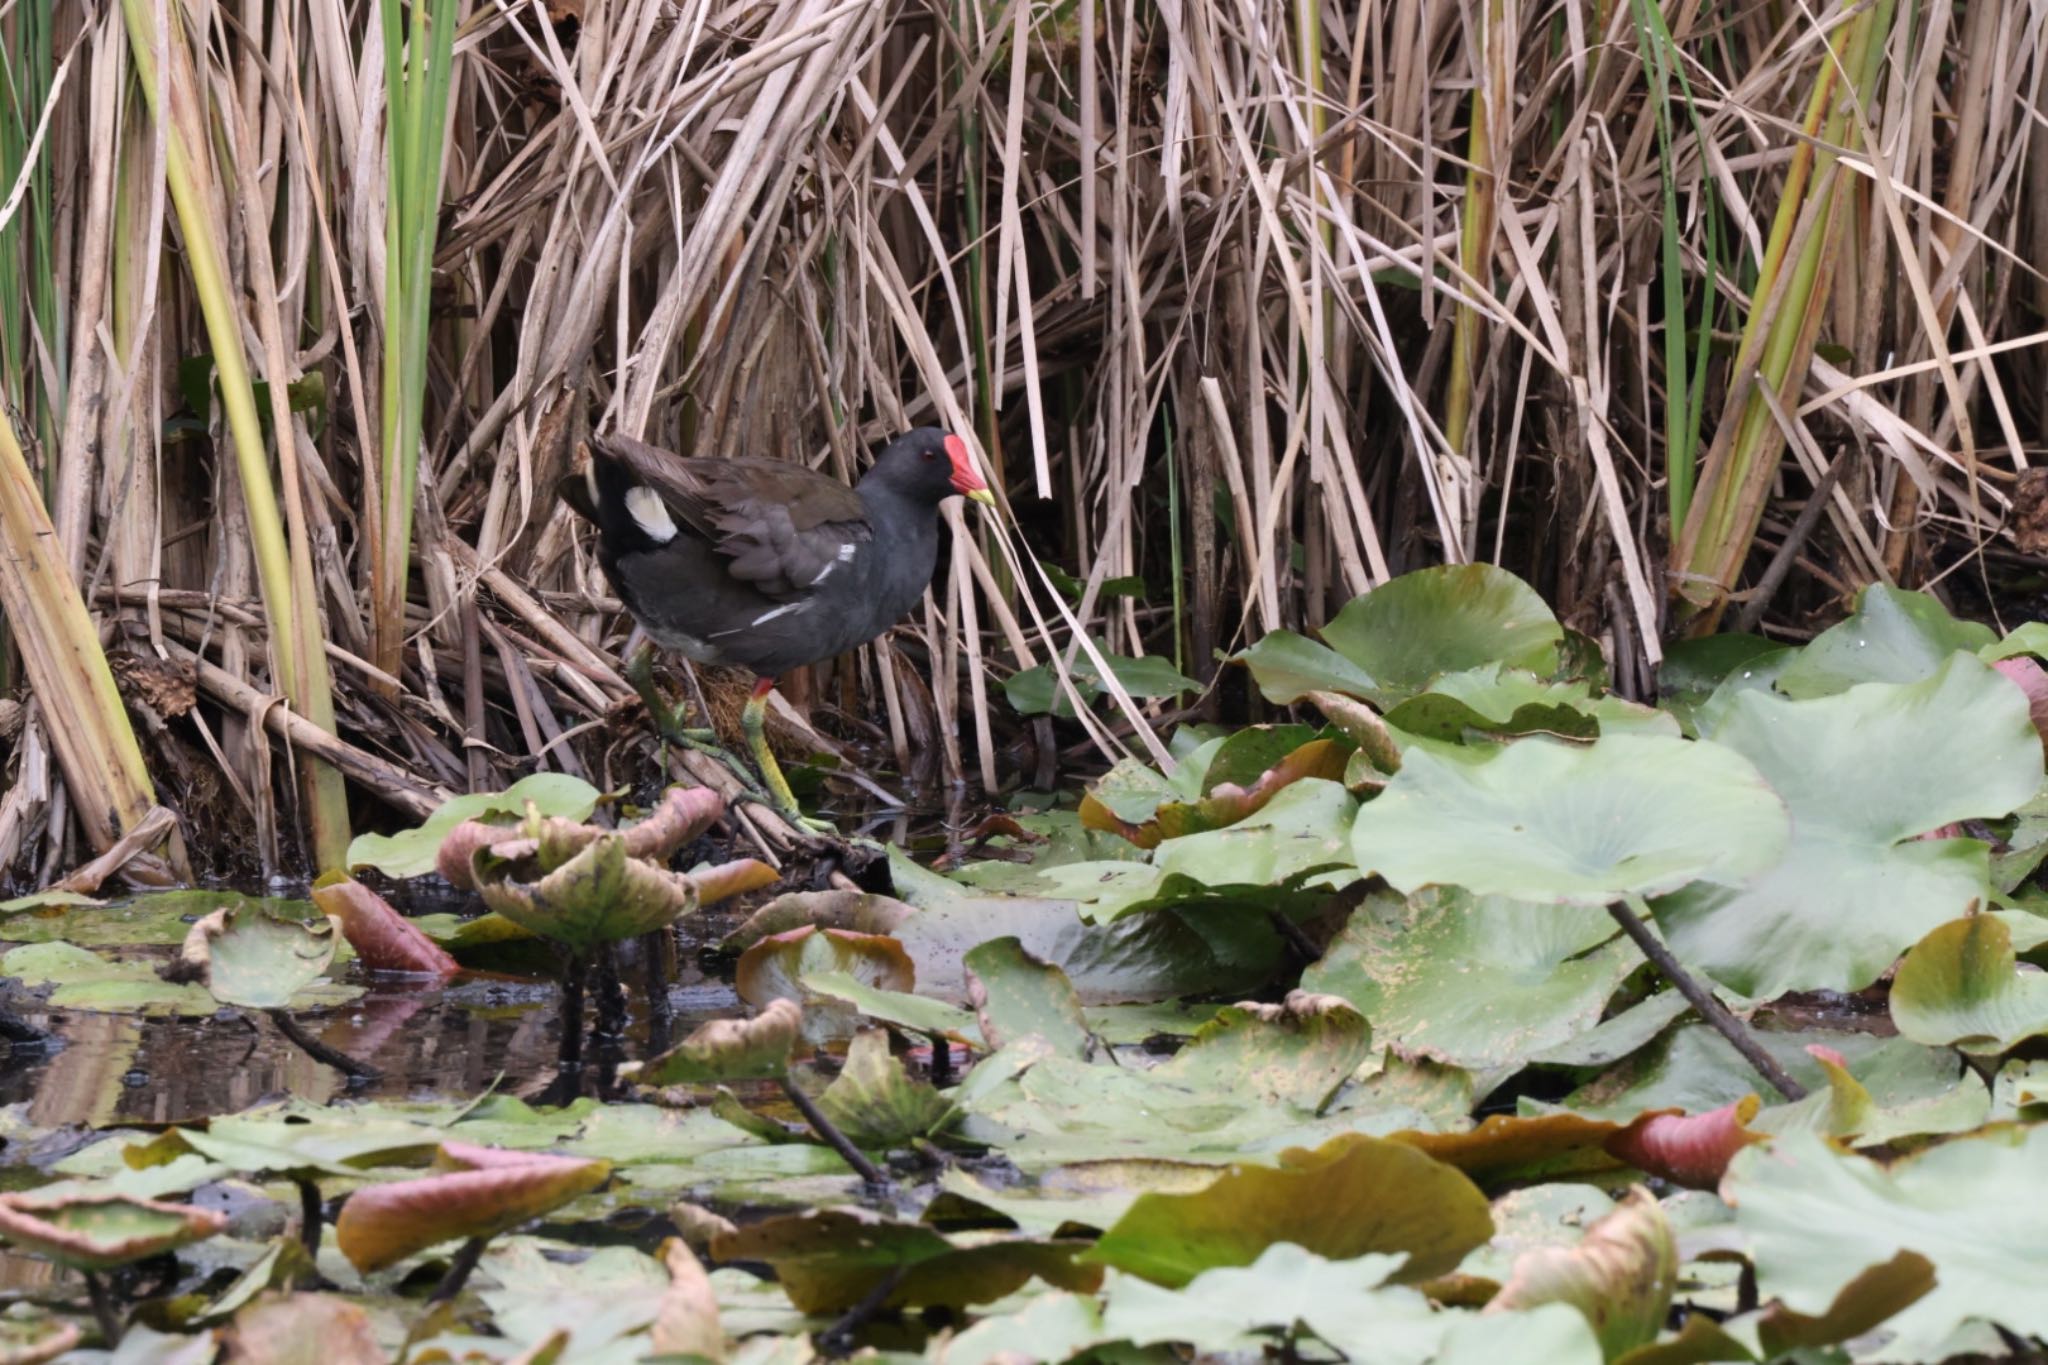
top-left (624, 486), bottom-right (677, 543)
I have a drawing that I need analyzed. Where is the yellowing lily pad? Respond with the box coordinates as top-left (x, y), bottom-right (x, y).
top-left (621, 998), bottom-right (802, 1086)
top-left (0, 1191), bottom-right (226, 1270)
top-left (334, 1142), bottom-right (612, 1273)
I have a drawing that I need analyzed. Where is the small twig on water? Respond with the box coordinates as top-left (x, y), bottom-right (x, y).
top-left (427, 1235), bottom-right (490, 1303)
top-left (295, 1176), bottom-right (324, 1258)
top-left (83, 1271), bottom-right (121, 1346)
top-left (1606, 899), bottom-right (1806, 1101)
top-left (269, 1011), bottom-right (382, 1082)
top-left (817, 1264), bottom-right (908, 1358)
top-left (777, 1076), bottom-right (889, 1186)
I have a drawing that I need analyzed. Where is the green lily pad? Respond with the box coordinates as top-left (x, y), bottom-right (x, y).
top-left (1352, 734), bottom-right (1787, 904)
top-left (1384, 664), bottom-right (1679, 744)
top-left (170, 906), bottom-right (341, 1010)
top-left (964, 937), bottom-right (1093, 1058)
top-left (1773, 585), bottom-right (1998, 698)
top-left (1724, 1126), bottom-right (2048, 1360)
top-left (1150, 992), bottom-right (1373, 1109)
top-left (2, 941), bottom-right (223, 1016)
top-left (344, 772), bottom-right (602, 878)
top-left (0, 888), bottom-right (319, 947)
top-left (1080, 730), bottom-right (1349, 847)
top-left (816, 1028), bottom-right (956, 1147)
top-left (1653, 655), bottom-right (2042, 997)
top-left (735, 927), bottom-right (915, 1040)
top-left (798, 970), bottom-right (978, 1043)
top-left (1083, 1131), bottom-right (1493, 1287)
top-left (473, 832), bottom-right (699, 956)
top-left (1239, 564), bottom-right (1563, 707)
top-left (1303, 888), bottom-right (1634, 1070)
top-left (1889, 914), bottom-right (2048, 1054)
top-left (708, 1208), bottom-right (1101, 1313)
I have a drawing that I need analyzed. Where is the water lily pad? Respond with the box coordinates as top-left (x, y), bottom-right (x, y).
top-left (708, 1208), bottom-right (1101, 1313)
top-left (0, 1190), bottom-right (226, 1270)
top-left (1352, 734), bottom-right (1787, 904)
top-left (1889, 914), bottom-right (2048, 1054)
top-left (2, 941), bottom-right (224, 1016)
top-left (311, 877), bottom-right (460, 978)
top-left (473, 832), bottom-right (699, 956)
top-left (816, 1028), bottom-right (956, 1147)
top-left (138, 1107), bottom-right (446, 1177)
top-left (964, 938), bottom-right (1093, 1058)
top-left (1083, 1131), bottom-right (1493, 1287)
top-left (1388, 1113), bottom-right (1625, 1190)
top-left (1487, 1187), bottom-right (1675, 1359)
top-left (168, 906), bottom-right (341, 1010)
top-left (1606, 1098), bottom-right (1765, 1189)
top-left (1384, 664), bottom-right (1678, 744)
top-left (334, 1141), bottom-right (612, 1273)
top-left (1773, 585), bottom-right (1997, 698)
top-left (622, 999), bottom-right (803, 1086)
top-left (221, 1292), bottom-right (385, 1365)
top-left (1304, 888), bottom-right (1635, 1070)
top-left (345, 772), bottom-right (602, 878)
top-left (1654, 655), bottom-right (2042, 996)
top-left (1145, 777), bottom-right (1359, 907)
top-left (1724, 1126), bottom-right (2048, 1360)
top-left (799, 971), bottom-right (977, 1043)
top-left (0, 888), bottom-right (323, 948)
top-left (1238, 564), bottom-right (1563, 707)
top-left (735, 927), bottom-right (915, 1041)
top-left (1151, 992), bottom-right (1372, 1109)
top-left (1080, 732), bottom-right (1349, 848)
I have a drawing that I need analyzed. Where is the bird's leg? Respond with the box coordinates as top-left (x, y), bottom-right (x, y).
top-left (625, 641), bottom-right (768, 797)
top-left (742, 677), bottom-right (833, 833)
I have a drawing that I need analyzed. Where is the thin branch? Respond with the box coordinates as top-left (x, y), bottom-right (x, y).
top-left (1607, 899), bottom-right (1806, 1101)
top-left (268, 1011), bottom-right (382, 1082)
top-left (778, 1076), bottom-right (889, 1185)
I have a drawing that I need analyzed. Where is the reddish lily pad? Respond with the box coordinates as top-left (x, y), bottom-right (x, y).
top-left (334, 1142), bottom-right (612, 1273)
top-left (1607, 1098), bottom-right (1766, 1189)
top-left (621, 999), bottom-right (803, 1086)
top-left (312, 877), bottom-right (461, 978)
top-left (0, 1191), bottom-right (227, 1270)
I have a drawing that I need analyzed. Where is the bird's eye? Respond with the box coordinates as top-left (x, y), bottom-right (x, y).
top-left (922, 450), bottom-right (937, 461)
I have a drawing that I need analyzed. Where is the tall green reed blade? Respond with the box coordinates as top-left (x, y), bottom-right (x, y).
top-left (1672, 0), bottom-right (1896, 632)
top-left (0, 1), bottom-right (62, 495)
top-left (1628, 0), bottom-right (1720, 533)
top-left (373, 0), bottom-right (460, 687)
top-left (119, 0), bottom-right (352, 870)
top-left (0, 407), bottom-right (187, 882)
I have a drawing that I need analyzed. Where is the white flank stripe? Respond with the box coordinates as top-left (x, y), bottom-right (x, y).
top-left (625, 486), bottom-right (677, 542)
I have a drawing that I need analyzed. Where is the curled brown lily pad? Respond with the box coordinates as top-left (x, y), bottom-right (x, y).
top-left (472, 833), bottom-right (700, 957)
top-left (334, 1142), bottom-right (611, 1274)
top-left (621, 998), bottom-right (803, 1086)
top-left (736, 926), bottom-right (915, 1041)
top-left (0, 1191), bottom-right (227, 1271)
top-left (1081, 739), bottom-right (1352, 848)
top-left (1606, 1096), bottom-right (1765, 1189)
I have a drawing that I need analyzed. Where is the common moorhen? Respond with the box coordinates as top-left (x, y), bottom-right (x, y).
top-left (562, 427), bottom-right (995, 817)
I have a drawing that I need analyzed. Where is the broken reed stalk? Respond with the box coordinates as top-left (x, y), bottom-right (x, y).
top-left (268, 1010), bottom-right (383, 1083)
top-left (777, 1076), bottom-right (889, 1186)
top-left (0, 410), bottom-right (184, 880)
top-left (1606, 897), bottom-right (1806, 1102)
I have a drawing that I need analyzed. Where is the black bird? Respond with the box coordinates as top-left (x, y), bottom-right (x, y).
top-left (562, 427), bottom-right (995, 815)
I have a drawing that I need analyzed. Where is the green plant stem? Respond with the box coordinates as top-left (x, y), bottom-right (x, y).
top-left (1607, 898), bottom-right (1805, 1101)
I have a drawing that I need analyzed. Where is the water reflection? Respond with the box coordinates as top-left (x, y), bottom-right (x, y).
top-left (0, 965), bottom-right (741, 1127)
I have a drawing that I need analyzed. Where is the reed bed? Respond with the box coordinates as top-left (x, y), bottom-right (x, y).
top-left (1, 0), bottom-right (2043, 884)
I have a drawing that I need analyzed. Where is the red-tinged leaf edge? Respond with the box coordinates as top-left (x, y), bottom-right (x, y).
top-left (334, 1144), bottom-right (611, 1274)
top-left (313, 877), bottom-right (461, 978)
top-left (0, 1192), bottom-right (228, 1271)
top-left (1605, 1097), bottom-right (1766, 1189)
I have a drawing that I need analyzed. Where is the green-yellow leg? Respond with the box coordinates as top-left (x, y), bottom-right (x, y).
top-left (624, 642), bottom-right (767, 799)
top-left (743, 679), bottom-right (833, 833)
